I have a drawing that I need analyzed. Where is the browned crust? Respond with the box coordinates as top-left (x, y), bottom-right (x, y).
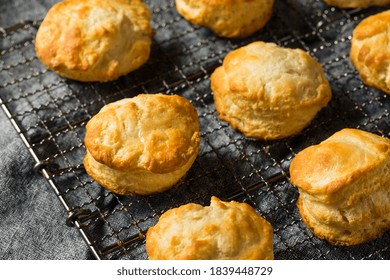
top-left (350, 10), bottom-right (390, 94)
top-left (83, 94), bottom-right (200, 196)
top-left (324, 0), bottom-right (390, 8)
top-left (35, 0), bottom-right (152, 82)
top-left (146, 196), bottom-right (274, 259)
top-left (175, 0), bottom-right (275, 38)
top-left (210, 41), bottom-right (331, 140)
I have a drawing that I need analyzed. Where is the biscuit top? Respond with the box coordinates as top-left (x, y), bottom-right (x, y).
top-left (35, 0), bottom-right (152, 81)
top-left (146, 196), bottom-right (274, 260)
top-left (350, 10), bottom-right (390, 93)
top-left (175, 0), bottom-right (274, 38)
top-left (84, 94), bottom-right (200, 174)
top-left (211, 42), bottom-right (331, 110)
top-left (324, 0), bottom-right (390, 8)
top-left (193, 0), bottom-right (258, 3)
top-left (290, 128), bottom-right (390, 195)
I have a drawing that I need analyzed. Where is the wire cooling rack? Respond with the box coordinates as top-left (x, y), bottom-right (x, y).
top-left (1, 0), bottom-right (389, 260)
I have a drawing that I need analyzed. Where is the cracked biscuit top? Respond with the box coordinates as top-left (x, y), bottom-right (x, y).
top-left (211, 41), bottom-right (331, 140)
top-left (175, 0), bottom-right (275, 38)
top-left (84, 94), bottom-right (200, 174)
top-left (146, 196), bottom-right (274, 260)
top-left (83, 93), bottom-right (200, 196)
top-left (350, 10), bottom-right (390, 94)
top-left (35, 0), bottom-right (153, 82)
top-left (324, 0), bottom-right (390, 8)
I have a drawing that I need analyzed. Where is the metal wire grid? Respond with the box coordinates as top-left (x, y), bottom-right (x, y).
top-left (1, 0), bottom-right (389, 260)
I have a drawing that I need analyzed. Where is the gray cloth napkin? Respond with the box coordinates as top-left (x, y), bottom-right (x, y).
top-left (0, 0), bottom-right (92, 260)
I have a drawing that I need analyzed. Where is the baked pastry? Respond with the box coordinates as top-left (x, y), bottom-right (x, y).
top-left (290, 128), bottom-right (390, 246)
top-left (211, 41), bottom-right (332, 140)
top-left (83, 94), bottom-right (200, 196)
top-left (350, 10), bottom-right (390, 95)
top-left (35, 0), bottom-right (153, 82)
top-left (175, 0), bottom-right (275, 38)
top-left (324, 0), bottom-right (390, 8)
top-left (146, 196), bottom-right (274, 260)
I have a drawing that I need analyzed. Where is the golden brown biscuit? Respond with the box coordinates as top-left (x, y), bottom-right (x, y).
top-left (175, 0), bottom-right (275, 38)
top-left (350, 10), bottom-right (390, 95)
top-left (211, 42), bottom-right (332, 140)
top-left (324, 0), bottom-right (390, 8)
top-left (146, 196), bottom-right (274, 260)
top-left (290, 128), bottom-right (390, 246)
top-left (35, 0), bottom-right (153, 82)
top-left (83, 94), bottom-right (200, 196)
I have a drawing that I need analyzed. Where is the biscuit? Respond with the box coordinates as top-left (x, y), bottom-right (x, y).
top-left (290, 128), bottom-right (390, 246)
top-left (175, 0), bottom-right (274, 38)
top-left (35, 0), bottom-right (153, 82)
top-left (83, 94), bottom-right (200, 196)
top-left (324, 0), bottom-right (390, 8)
top-left (211, 41), bottom-right (332, 140)
top-left (350, 10), bottom-right (390, 95)
top-left (146, 196), bottom-right (274, 260)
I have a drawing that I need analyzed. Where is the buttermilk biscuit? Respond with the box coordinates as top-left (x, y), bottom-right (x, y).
top-left (290, 128), bottom-right (390, 246)
top-left (83, 94), bottom-right (200, 196)
top-left (35, 0), bottom-right (153, 82)
top-left (175, 0), bottom-right (275, 38)
top-left (350, 10), bottom-right (390, 95)
top-left (324, 0), bottom-right (390, 8)
top-left (211, 42), bottom-right (332, 140)
top-left (146, 196), bottom-right (274, 260)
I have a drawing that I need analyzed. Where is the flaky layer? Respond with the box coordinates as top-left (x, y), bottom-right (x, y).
top-left (350, 10), bottom-right (390, 94)
top-left (146, 196), bottom-right (274, 259)
top-left (211, 42), bottom-right (331, 140)
top-left (84, 94), bottom-right (200, 196)
top-left (290, 128), bottom-right (390, 245)
top-left (324, 0), bottom-right (390, 8)
top-left (35, 0), bottom-right (153, 82)
top-left (175, 0), bottom-right (274, 38)
top-left (84, 150), bottom-right (197, 196)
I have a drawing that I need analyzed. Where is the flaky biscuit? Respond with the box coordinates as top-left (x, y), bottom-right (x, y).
top-left (146, 196), bottom-right (274, 260)
top-left (211, 42), bottom-right (332, 140)
top-left (290, 128), bottom-right (390, 246)
top-left (35, 0), bottom-right (153, 82)
top-left (350, 10), bottom-right (390, 95)
top-left (324, 0), bottom-right (390, 8)
top-left (175, 0), bottom-right (274, 38)
top-left (84, 94), bottom-right (200, 196)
